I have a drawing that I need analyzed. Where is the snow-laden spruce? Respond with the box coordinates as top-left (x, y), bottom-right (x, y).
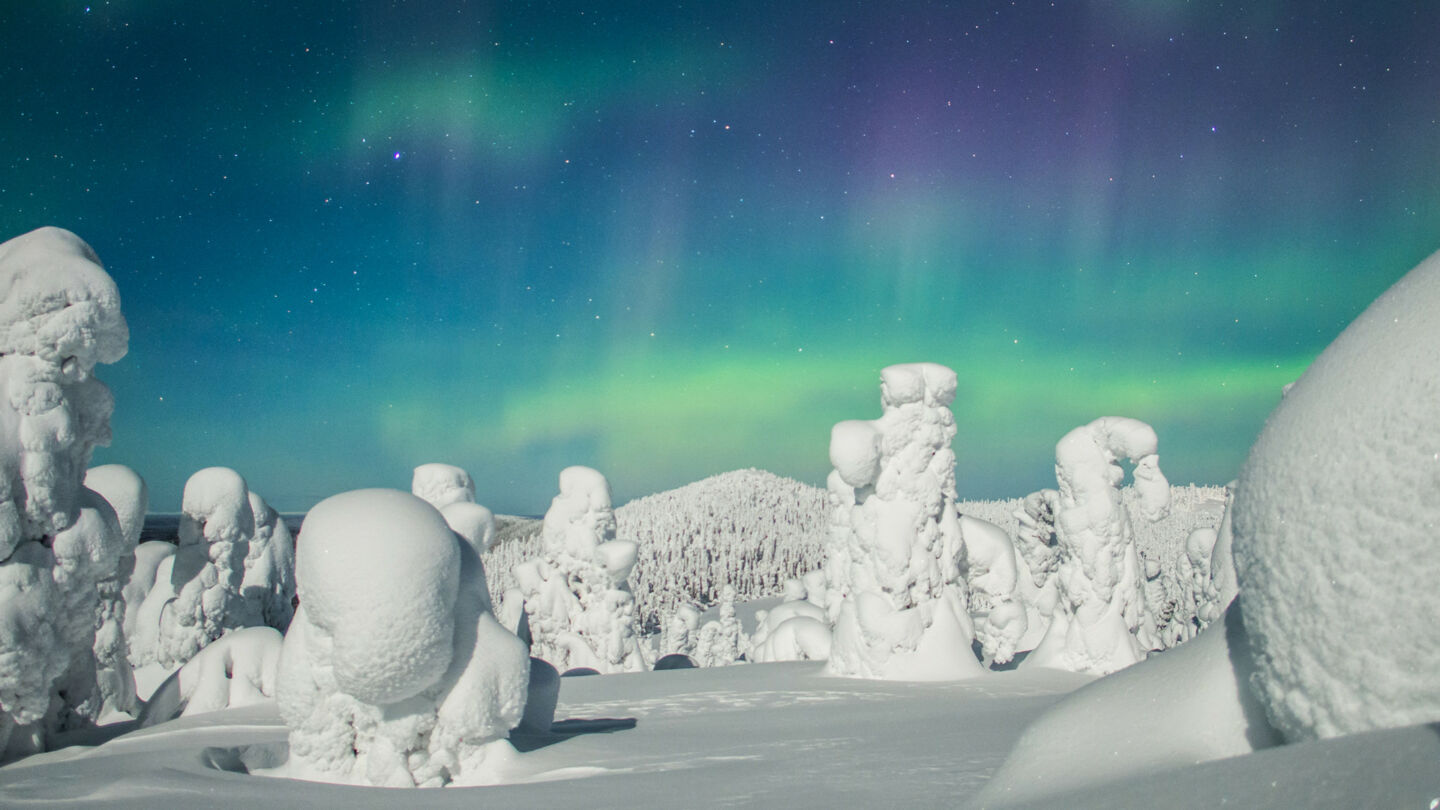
top-left (276, 489), bottom-right (529, 787)
top-left (515, 466), bottom-right (648, 673)
top-left (82, 463), bottom-right (148, 717)
top-left (1232, 248), bottom-right (1440, 741)
top-left (1025, 417), bottom-right (1169, 676)
top-left (825, 363), bottom-right (984, 680)
top-left (0, 227), bottom-right (131, 762)
top-left (616, 468), bottom-right (827, 630)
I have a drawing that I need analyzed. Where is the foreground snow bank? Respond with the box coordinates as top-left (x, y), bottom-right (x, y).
top-left (1234, 248), bottom-right (1440, 741)
top-left (276, 489), bottom-right (528, 787)
top-left (0, 227), bottom-right (129, 762)
top-left (973, 605), bottom-right (1277, 806)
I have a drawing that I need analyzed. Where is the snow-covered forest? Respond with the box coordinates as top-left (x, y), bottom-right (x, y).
top-left (1, 225), bottom-right (1438, 807)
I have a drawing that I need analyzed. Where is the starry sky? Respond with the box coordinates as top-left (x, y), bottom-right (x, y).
top-left (2, 1), bottom-right (1437, 513)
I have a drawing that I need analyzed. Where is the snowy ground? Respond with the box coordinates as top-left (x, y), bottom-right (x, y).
top-left (3, 660), bottom-right (1434, 808)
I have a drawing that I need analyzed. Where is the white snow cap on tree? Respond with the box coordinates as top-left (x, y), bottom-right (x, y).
top-left (1233, 248), bottom-right (1440, 742)
top-left (411, 463), bottom-right (475, 510)
top-left (515, 466), bottom-right (647, 673)
top-left (276, 489), bottom-right (528, 788)
top-left (825, 363), bottom-right (984, 680)
top-left (1026, 416), bottom-right (1170, 676)
top-left (961, 515), bottom-right (1026, 666)
top-left (0, 227), bottom-right (129, 762)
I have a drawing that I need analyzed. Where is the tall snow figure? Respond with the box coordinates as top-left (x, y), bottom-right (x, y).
top-left (515, 466), bottom-right (647, 673)
top-left (825, 363), bottom-right (984, 680)
top-left (276, 489), bottom-right (529, 787)
top-left (1027, 416), bottom-right (1170, 675)
top-left (0, 227), bottom-right (129, 761)
top-left (241, 490), bottom-right (296, 632)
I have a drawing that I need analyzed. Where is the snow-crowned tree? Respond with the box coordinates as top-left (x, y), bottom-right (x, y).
top-left (137, 467), bottom-right (256, 669)
top-left (82, 463), bottom-right (148, 716)
top-left (514, 466), bottom-right (647, 673)
top-left (1026, 416), bottom-right (1170, 676)
top-left (694, 584), bottom-right (744, 667)
top-left (277, 489), bottom-right (528, 787)
top-left (0, 227), bottom-right (130, 762)
top-left (825, 363), bottom-right (984, 680)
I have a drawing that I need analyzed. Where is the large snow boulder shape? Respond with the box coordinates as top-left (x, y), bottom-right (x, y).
top-left (276, 489), bottom-right (529, 787)
top-left (1233, 248), bottom-right (1440, 741)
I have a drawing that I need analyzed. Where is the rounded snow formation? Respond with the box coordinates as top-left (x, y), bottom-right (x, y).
top-left (0, 226), bottom-right (128, 367)
top-left (1233, 249), bottom-right (1440, 742)
top-left (829, 420), bottom-right (883, 489)
top-left (180, 467), bottom-right (255, 547)
top-left (411, 463), bottom-right (475, 510)
top-left (296, 489), bottom-right (460, 705)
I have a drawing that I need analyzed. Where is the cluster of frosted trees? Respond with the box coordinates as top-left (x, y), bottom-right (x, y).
top-left (617, 468), bottom-right (827, 630)
top-left (0, 229), bottom-right (297, 761)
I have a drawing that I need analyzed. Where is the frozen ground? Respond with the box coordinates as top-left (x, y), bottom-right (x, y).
top-left (3, 659), bottom-right (1435, 808)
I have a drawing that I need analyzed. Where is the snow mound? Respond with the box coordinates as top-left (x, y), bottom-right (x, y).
top-left (411, 463), bottom-right (475, 510)
top-left (1233, 248), bottom-right (1440, 741)
top-left (138, 626), bottom-right (282, 727)
top-left (441, 501), bottom-right (497, 553)
top-left (84, 464), bottom-right (147, 549)
top-left (276, 488), bottom-right (528, 787)
top-left (973, 604), bottom-right (1278, 806)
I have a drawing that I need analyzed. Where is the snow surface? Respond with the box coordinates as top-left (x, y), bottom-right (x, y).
top-left (1233, 248), bottom-right (1440, 741)
top-left (0, 656), bottom-right (1431, 808)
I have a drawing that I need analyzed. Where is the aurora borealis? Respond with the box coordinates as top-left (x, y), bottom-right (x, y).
top-left (3, 2), bottom-right (1438, 512)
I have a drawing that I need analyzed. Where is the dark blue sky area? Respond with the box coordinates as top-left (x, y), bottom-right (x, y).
top-left (2, 1), bottom-right (1437, 512)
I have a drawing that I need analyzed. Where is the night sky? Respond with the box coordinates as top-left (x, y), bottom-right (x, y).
top-left (3, 1), bottom-right (1437, 513)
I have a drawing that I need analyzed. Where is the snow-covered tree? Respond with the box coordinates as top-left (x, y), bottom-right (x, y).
top-left (136, 468), bottom-right (256, 669)
top-left (1027, 417), bottom-right (1170, 676)
top-left (241, 491), bottom-right (295, 632)
top-left (694, 585), bottom-right (745, 667)
top-left (0, 227), bottom-right (130, 761)
top-left (825, 363), bottom-right (984, 680)
top-left (82, 463), bottom-right (148, 716)
top-left (961, 515), bottom-right (1027, 665)
top-left (514, 466), bottom-right (647, 673)
top-left (276, 489), bottom-right (529, 787)
top-left (1011, 488), bottom-right (1061, 652)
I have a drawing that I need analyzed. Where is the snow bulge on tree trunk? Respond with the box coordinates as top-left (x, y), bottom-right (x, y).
top-left (0, 226), bottom-right (130, 762)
